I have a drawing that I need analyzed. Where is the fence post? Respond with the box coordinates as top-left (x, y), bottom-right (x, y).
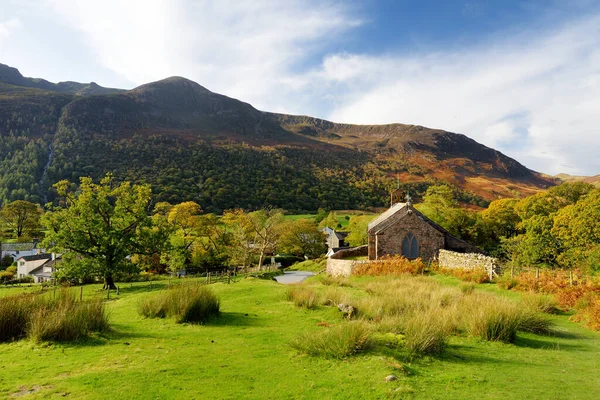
top-left (535, 268), bottom-right (539, 280)
top-left (107, 288), bottom-right (110, 300)
top-left (569, 271), bottom-right (573, 286)
top-left (80, 286), bottom-right (83, 302)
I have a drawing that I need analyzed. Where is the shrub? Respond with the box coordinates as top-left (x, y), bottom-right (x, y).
top-left (286, 286), bottom-right (320, 309)
top-left (290, 321), bottom-right (371, 359)
top-left (572, 292), bottom-right (600, 331)
top-left (354, 255), bottom-right (425, 276)
top-left (139, 285), bottom-right (220, 323)
top-left (403, 309), bottom-right (450, 356)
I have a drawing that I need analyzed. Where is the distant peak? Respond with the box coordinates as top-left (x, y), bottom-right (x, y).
top-left (133, 76), bottom-right (212, 93)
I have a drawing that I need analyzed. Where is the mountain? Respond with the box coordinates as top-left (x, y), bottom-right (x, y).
top-left (0, 63), bottom-right (123, 96)
top-left (0, 63), bottom-right (557, 212)
top-left (556, 173), bottom-right (600, 188)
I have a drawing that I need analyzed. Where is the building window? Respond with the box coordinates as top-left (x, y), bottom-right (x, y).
top-left (402, 233), bottom-right (419, 259)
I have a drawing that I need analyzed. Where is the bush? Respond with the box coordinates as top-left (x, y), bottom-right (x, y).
top-left (354, 255), bottom-right (425, 276)
top-left (286, 286), bottom-right (320, 309)
top-left (138, 284), bottom-right (220, 323)
top-left (290, 321), bottom-right (371, 359)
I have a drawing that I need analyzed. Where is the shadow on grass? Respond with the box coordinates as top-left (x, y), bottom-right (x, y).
top-left (514, 335), bottom-right (586, 351)
top-left (211, 312), bottom-right (266, 327)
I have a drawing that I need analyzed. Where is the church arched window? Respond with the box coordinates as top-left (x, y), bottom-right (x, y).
top-left (402, 233), bottom-right (419, 259)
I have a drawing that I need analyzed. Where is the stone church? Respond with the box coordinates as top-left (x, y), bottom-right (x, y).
top-left (367, 200), bottom-right (482, 262)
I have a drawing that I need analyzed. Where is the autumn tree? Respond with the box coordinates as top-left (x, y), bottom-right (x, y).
top-left (552, 189), bottom-right (600, 272)
top-left (42, 175), bottom-right (166, 289)
top-left (278, 218), bottom-right (326, 258)
top-left (0, 200), bottom-right (42, 239)
top-left (223, 209), bottom-right (284, 269)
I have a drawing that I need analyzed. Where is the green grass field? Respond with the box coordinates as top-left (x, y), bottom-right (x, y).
top-left (1, 276), bottom-right (599, 399)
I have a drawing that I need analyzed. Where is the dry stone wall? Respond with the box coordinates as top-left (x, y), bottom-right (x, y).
top-left (438, 249), bottom-right (500, 279)
top-left (327, 245), bottom-right (368, 277)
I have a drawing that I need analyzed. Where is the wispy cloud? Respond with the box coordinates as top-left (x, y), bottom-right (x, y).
top-left (317, 14), bottom-right (600, 175)
top-left (6, 1), bottom-right (600, 175)
top-left (0, 17), bottom-right (21, 38)
top-left (44, 0), bottom-right (361, 113)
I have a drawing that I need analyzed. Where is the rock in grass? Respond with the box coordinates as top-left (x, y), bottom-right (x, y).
top-left (338, 303), bottom-right (356, 319)
top-left (385, 375), bottom-right (397, 382)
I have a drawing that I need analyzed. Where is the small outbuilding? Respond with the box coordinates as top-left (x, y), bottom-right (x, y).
top-left (367, 201), bottom-right (482, 262)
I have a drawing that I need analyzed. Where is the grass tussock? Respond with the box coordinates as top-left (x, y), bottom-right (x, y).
top-left (522, 293), bottom-right (561, 314)
top-left (290, 321), bottom-right (371, 359)
top-left (354, 255), bottom-right (425, 276)
top-left (139, 285), bottom-right (220, 323)
top-left (320, 287), bottom-right (350, 307)
top-left (0, 291), bottom-right (109, 343)
top-left (460, 294), bottom-right (553, 342)
top-left (286, 286), bottom-right (320, 309)
top-left (0, 293), bottom-right (39, 342)
top-left (403, 309), bottom-right (451, 356)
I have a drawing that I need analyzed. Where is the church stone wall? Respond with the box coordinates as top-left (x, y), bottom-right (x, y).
top-left (370, 212), bottom-right (444, 262)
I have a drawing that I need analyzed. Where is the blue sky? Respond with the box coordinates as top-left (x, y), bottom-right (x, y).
top-left (1, 0), bottom-right (600, 176)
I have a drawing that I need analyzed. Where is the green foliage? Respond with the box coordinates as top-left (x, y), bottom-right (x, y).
top-left (0, 200), bottom-right (42, 239)
top-left (138, 284), bottom-right (220, 323)
top-left (42, 174), bottom-right (168, 288)
top-left (278, 218), bottom-right (326, 258)
top-left (345, 215), bottom-right (373, 246)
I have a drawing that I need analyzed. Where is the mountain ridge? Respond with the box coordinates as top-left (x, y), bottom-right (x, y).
top-left (0, 63), bottom-right (557, 211)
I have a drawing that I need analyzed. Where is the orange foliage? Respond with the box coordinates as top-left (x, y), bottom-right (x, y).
top-left (498, 269), bottom-right (600, 331)
top-left (354, 255), bottom-right (425, 276)
top-left (437, 267), bottom-right (491, 284)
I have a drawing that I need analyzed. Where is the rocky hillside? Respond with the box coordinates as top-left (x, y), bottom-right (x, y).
top-left (0, 63), bottom-right (556, 212)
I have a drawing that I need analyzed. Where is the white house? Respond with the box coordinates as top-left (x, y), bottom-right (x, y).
top-left (16, 253), bottom-right (59, 282)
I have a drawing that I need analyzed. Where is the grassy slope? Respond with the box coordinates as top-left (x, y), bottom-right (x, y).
top-left (0, 277), bottom-right (599, 399)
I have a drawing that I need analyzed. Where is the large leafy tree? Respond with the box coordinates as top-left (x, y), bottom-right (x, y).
top-left (278, 218), bottom-right (326, 258)
top-left (42, 174), bottom-right (164, 289)
top-left (0, 200), bottom-right (42, 239)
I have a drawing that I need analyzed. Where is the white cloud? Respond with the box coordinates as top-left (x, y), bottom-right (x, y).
top-left (322, 15), bottom-right (600, 175)
top-left (43, 0), bottom-right (361, 113)
top-left (5, 1), bottom-right (600, 175)
top-left (0, 17), bottom-right (21, 38)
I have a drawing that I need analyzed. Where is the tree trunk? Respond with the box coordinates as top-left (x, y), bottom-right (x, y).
top-left (103, 274), bottom-right (117, 290)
